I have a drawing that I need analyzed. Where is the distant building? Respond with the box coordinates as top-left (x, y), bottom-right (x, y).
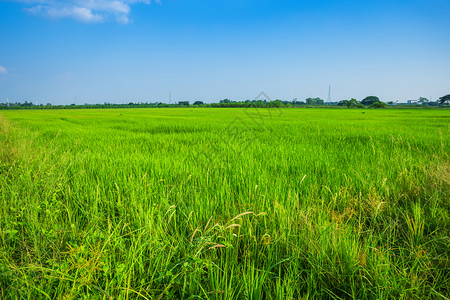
top-left (407, 100), bottom-right (418, 105)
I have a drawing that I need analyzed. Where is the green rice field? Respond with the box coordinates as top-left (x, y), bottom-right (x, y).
top-left (0, 108), bottom-right (449, 299)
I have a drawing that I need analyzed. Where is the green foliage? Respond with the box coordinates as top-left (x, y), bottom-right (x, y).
top-left (418, 97), bottom-right (429, 105)
top-left (338, 98), bottom-right (364, 108)
top-left (369, 101), bottom-right (387, 108)
top-left (306, 97), bottom-right (325, 105)
top-left (438, 94), bottom-right (450, 105)
top-left (361, 96), bottom-right (380, 106)
top-left (1, 96), bottom-right (447, 110)
top-left (0, 109), bottom-right (449, 299)
top-left (337, 100), bottom-right (348, 106)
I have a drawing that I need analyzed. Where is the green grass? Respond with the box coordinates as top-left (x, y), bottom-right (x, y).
top-left (0, 108), bottom-right (449, 299)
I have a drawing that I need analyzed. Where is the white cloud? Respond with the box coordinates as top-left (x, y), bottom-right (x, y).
top-left (0, 66), bottom-right (7, 75)
top-left (20, 0), bottom-right (158, 24)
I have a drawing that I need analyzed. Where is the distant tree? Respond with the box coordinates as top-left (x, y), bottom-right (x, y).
top-left (193, 101), bottom-right (204, 105)
top-left (337, 100), bottom-right (349, 106)
top-left (272, 99), bottom-right (283, 108)
top-left (291, 99), bottom-right (305, 105)
top-left (438, 94), bottom-right (450, 105)
top-left (178, 101), bottom-right (190, 106)
top-left (348, 98), bottom-right (360, 108)
top-left (418, 97), bottom-right (429, 105)
top-left (361, 96), bottom-right (380, 106)
top-left (387, 101), bottom-right (394, 105)
top-left (305, 97), bottom-right (325, 105)
top-left (305, 98), bottom-right (315, 105)
top-left (338, 98), bottom-right (362, 108)
top-left (369, 101), bottom-right (387, 108)
top-left (219, 99), bottom-right (231, 104)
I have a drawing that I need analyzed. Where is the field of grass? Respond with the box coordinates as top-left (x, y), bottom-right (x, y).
top-left (0, 108), bottom-right (449, 299)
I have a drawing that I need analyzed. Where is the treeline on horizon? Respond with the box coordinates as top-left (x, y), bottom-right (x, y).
top-left (1, 94), bottom-right (449, 110)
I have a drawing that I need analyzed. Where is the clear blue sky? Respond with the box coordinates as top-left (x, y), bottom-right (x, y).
top-left (0, 0), bottom-right (449, 104)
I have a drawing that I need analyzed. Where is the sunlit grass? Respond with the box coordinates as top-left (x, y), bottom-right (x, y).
top-left (0, 108), bottom-right (449, 299)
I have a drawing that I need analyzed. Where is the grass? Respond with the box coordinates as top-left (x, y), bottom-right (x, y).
top-left (0, 107), bottom-right (449, 299)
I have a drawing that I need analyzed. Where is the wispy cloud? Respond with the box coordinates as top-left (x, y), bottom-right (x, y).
top-left (0, 66), bottom-right (7, 75)
top-left (18, 0), bottom-right (159, 24)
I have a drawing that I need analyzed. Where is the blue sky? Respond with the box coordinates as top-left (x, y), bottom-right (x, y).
top-left (0, 0), bottom-right (449, 104)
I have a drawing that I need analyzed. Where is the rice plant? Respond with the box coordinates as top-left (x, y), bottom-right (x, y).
top-left (0, 108), bottom-right (448, 299)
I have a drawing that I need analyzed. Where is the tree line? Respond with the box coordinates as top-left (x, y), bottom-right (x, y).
top-left (1, 95), bottom-right (449, 110)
